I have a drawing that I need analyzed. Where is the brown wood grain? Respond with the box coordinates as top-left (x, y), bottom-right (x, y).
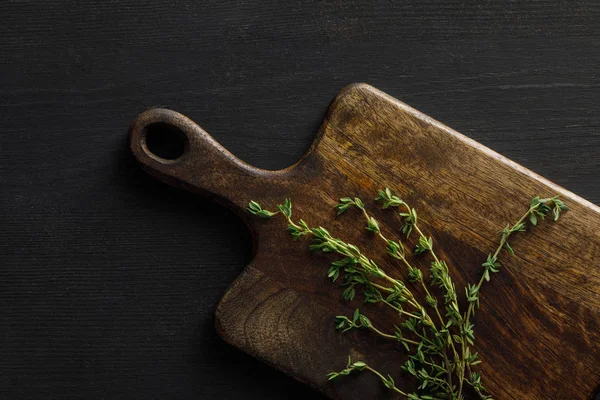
top-left (129, 83), bottom-right (600, 400)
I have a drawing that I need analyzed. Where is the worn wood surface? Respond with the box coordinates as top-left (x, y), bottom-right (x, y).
top-left (2, 1), bottom-right (600, 399)
top-left (130, 84), bottom-right (600, 399)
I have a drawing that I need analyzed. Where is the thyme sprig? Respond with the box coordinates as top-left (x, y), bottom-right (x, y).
top-left (328, 356), bottom-right (410, 397)
top-left (337, 197), bottom-right (457, 388)
top-left (247, 190), bottom-right (566, 399)
top-left (456, 195), bottom-right (567, 398)
top-left (375, 189), bottom-right (462, 330)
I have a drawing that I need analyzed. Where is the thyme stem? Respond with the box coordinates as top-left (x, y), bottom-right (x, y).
top-left (369, 324), bottom-right (420, 346)
top-left (365, 366), bottom-right (409, 397)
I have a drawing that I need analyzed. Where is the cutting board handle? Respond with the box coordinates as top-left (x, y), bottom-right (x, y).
top-left (129, 108), bottom-right (283, 213)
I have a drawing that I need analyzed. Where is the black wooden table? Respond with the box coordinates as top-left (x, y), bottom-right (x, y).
top-left (1, 1), bottom-right (599, 399)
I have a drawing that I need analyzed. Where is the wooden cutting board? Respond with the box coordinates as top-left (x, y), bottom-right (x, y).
top-left (129, 83), bottom-right (600, 400)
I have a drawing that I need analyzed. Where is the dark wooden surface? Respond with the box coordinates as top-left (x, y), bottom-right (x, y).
top-left (1, 1), bottom-right (599, 399)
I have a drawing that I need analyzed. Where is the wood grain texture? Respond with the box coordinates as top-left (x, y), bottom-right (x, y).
top-left (130, 84), bottom-right (600, 399)
top-left (2, 1), bottom-right (600, 399)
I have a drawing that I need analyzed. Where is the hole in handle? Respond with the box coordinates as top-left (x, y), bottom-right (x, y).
top-left (143, 122), bottom-right (188, 161)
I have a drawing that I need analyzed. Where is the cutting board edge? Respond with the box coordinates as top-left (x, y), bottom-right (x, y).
top-left (346, 83), bottom-right (600, 214)
top-left (213, 266), bottom-right (337, 398)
